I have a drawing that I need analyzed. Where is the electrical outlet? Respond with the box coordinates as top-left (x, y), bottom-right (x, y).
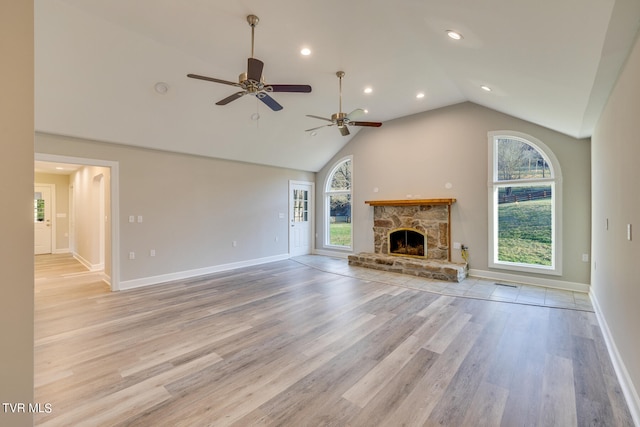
top-left (582, 253), bottom-right (589, 262)
top-left (452, 242), bottom-right (461, 250)
top-left (129, 252), bottom-right (135, 260)
top-left (232, 240), bottom-right (237, 247)
top-left (150, 249), bottom-right (156, 257)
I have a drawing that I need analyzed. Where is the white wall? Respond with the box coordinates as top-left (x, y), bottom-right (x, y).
top-left (316, 102), bottom-right (592, 288)
top-left (71, 166), bottom-right (110, 270)
top-left (591, 30), bottom-right (640, 423)
top-left (0, 2), bottom-right (34, 426)
top-left (35, 133), bottom-right (314, 287)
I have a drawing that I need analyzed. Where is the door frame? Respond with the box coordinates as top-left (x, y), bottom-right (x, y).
top-left (288, 180), bottom-right (315, 256)
top-left (35, 153), bottom-right (121, 291)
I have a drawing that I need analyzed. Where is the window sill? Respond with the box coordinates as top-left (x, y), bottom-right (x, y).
top-left (489, 260), bottom-right (562, 276)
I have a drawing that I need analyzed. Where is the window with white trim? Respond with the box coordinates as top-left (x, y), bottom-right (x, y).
top-left (488, 131), bottom-right (562, 275)
top-left (325, 157), bottom-right (352, 249)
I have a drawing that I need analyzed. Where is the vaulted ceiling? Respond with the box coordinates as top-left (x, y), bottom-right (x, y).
top-left (35, 0), bottom-right (640, 172)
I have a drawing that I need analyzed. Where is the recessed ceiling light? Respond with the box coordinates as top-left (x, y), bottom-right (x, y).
top-left (300, 48), bottom-right (311, 56)
top-left (250, 112), bottom-right (260, 120)
top-left (363, 109), bottom-right (369, 114)
top-left (446, 30), bottom-right (463, 40)
top-left (310, 131), bottom-right (318, 136)
top-left (364, 87), bottom-right (373, 94)
top-left (481, 85), bottom-right (492, 92)
top-left (416, 92), bottom-right (425, 99)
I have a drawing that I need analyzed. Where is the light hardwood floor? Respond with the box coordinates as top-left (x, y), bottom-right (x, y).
top-left (34, 254), bottom-right (633, 426)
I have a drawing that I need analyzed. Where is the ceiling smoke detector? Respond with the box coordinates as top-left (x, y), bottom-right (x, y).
top-left (154, 82), bottom-right (169, 94)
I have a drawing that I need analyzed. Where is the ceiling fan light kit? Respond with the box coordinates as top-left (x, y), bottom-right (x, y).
top-left (187, 15), bottom-right (312, 112)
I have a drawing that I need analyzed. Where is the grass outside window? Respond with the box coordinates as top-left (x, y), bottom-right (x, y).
top-left (497, 197), bottom-right (552, 266)
top-left (329, 222), bottom-right (352, 246)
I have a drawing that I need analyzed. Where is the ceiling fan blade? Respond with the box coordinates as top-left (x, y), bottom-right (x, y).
top-left (347, 108), bottom-right (366, 120)
top-left (268, 84), bottom-right (312, 93)
top-left (306, 114), bottom-right (333, 123)
top-left (258, 93), bottom-right (283, 111)
top-left (187, 74), bottom-right (240, 87)
top-left (339, 126), bottom-right (350, 136)
top-left (305, 124), bottom-right (333, 132)
top-left (215, 91), bottom-right (246, 105)
top-left (350, 121), bottom-right (383, 127)
top-left (247, 58), bottom-right (264, 82)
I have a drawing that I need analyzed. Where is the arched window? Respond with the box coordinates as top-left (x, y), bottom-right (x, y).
top-left (324, 156), bottom-right (352, 249)
top-left (488, 131), bottom-right (562, 275)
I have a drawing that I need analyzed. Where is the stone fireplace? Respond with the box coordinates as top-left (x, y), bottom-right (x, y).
top-left (372, 201), bottom-right (451, 261)
top-left (348, 198), bottom-right (468, 282)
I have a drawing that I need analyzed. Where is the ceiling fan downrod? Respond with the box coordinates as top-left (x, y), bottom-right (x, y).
top-left (337, 71), bottom-right (345, 115)
top-left (247, 15), bottom-right (259, 58)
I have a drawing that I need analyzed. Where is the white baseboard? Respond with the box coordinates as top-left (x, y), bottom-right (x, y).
top-left (590, 291), bottom-right (640, 426)
top-left (52, 248), bottom-right (71, 254)
top-left (73, 253), bottom-right (104, 272)
top-left (312, 249), bottom-right (351, 259)
top-left (118, 253), bottom-right (291, 291)
top-left (468, 268), bottom-right (589, 293)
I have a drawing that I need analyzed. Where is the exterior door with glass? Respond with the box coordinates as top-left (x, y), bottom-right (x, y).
top-left (289, 181), bottom-right (313, 257)
top-left (34, 185), bottom-right (53, 255)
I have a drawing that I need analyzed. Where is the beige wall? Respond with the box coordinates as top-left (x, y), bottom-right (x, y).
top-left (592, 30), bottom-right (640, 421)
top-left (35, 172), bottom-right (71, 252)
top-left (317, 102), bottom-right (592, 288)
top-left (35, 133), bottom-right (315, 286)
top-left (0, 2), bottom-right (34, 426)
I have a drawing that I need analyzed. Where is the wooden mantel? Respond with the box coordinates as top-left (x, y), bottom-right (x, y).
top-left (365, 198), bottom-right (456, 207)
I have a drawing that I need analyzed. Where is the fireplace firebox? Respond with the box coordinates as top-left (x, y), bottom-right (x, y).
top-left (388, 228), bottom-right (426, 258)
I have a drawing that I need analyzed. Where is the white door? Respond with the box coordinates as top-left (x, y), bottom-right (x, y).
top-left (34, 185), bottom-right (52, 254)
top-left (289, 181), bottom-right (313, 256)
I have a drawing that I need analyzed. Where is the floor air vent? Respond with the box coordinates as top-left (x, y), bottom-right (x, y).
top-left (495, 282), bottom-right (518, 288)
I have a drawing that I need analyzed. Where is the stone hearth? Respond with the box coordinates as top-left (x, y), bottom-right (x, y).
top-left (348, 252), bottom-right (468, 282)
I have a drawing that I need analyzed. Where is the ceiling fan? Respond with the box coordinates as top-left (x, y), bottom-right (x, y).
top-left (306, 71), bottom-right (382, 136)
top-left (187, 15), bottom-right (311, 111)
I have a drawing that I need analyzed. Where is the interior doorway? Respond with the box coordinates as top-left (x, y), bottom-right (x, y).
top-left (35, 153), bottom-right (120, 291)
